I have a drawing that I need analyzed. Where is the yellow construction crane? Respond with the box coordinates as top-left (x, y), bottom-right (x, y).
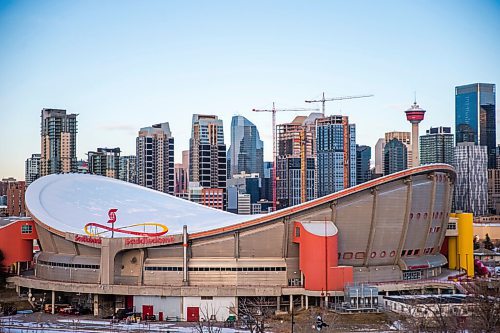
top-left (305, 92), bottom-right (374, 117)
top-left (252, 103), bottom-right (319, 211)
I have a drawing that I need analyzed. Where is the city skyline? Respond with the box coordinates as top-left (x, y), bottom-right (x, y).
top-left (1, 1), bottom-right (500, 180)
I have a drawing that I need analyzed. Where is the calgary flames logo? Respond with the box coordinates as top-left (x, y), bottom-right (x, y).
top-left (84, 209), bottom-right (169, 237)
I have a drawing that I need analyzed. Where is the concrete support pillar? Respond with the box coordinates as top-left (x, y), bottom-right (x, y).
top-left (301, 295), bottom-right (304, 309)
top-left (16, 285), bottom-right (20, 296)
top-left (93, 294), bottom-right (99, 316)
top-left (437, 288), bottom-right (441, 294)
top-left (17, 262), bottom-right (21, 275)
top-left (51, 291), bottom-right (55, 315)
top-left (452, 288), bottom-right (456, 295)
top-left (276, 296), bottom-right (280, 312)
top-left (289, 295), bottom-right (293, 313)
top-left (324, 296), bottom-right (329, 309)
top-left (305, 295), bottom-right (309, 310)
top-left (385, 291), bottom-right (389, 296)
top-left (421, 288), bottom-right (425, 295)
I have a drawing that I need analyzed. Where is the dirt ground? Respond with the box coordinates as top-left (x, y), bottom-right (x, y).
top-left (269, 309), bottom-right (391, 332)
top-left (0, 288), bottom-right (32, 312)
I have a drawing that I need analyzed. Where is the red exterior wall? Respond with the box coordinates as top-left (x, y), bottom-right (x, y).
top-left (0, 220), bottom-right (38, 268)
top-left (293, 222), bottom-right (353, 291)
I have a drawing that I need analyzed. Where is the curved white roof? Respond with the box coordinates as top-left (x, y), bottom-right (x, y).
top-left (26, 174), bottom-right (254, 237)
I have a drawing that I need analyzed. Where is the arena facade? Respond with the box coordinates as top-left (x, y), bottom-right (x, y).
top-left (12, 164), bottom-right (455, 320)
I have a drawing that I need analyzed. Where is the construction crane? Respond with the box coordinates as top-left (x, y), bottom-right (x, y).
top-left (252, 103), bottom-right (319, 212)
top-left (305, 92), bottom-right (374, 117)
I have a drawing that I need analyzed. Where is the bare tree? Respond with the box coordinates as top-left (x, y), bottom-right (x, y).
top-left (462, 280), bottom-right (500, 333)
top-left (238, 297), bottom-right (276, 333)
top-left (192, 304), bottom-right (223, 333)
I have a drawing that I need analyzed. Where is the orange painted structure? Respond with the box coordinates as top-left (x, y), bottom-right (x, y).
top-left (0, 219), bottom-right (38, 270)
top-left (293, 221), bottom-right (353, 291)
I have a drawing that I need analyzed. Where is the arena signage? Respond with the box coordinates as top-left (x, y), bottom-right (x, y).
top-left (84, 208), bottom-right (169, 238)
top-left (124, 236), bottom-right (176, 246)
top-left (73, 234), bottom-right (102, 245)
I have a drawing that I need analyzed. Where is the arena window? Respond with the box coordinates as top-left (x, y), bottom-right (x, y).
top-left (37, 260), bottom-right (99, 270)
top-left (343, 252), bottom-right (353, 260)
top-left (355, 252), bottom-right (365, 259)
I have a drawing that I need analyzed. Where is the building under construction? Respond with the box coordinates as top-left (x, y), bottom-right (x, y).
top-left (276, 113), bottom-right (322, 209)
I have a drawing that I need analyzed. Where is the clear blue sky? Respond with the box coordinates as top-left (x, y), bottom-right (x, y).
top-left (1, 0), bottom-right (499, 180)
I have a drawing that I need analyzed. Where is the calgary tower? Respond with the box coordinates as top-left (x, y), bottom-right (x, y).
top-left (405, 100), bottom-right (426, 167)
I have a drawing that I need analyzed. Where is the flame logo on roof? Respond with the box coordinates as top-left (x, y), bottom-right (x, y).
top-left (84, 208), bottom-right (169, 237)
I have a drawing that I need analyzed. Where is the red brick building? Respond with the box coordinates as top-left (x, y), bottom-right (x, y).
top-left (7, 181), bottom-right (26, 217)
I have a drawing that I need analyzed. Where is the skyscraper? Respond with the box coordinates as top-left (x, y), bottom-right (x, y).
top-left (119, 155), bottom-right (137, 184)
top-left (227, 115), bottom-right (264, 178)
top-left (174, 150), bottom-right (189, 196)
top-left (276, 114), bottom-right (321, 208)
top-left (260, 161), bottom-right (273, 202)
top-left (356, 145), bottom-right (371, 185)
top-left (25, 153), bottom-right (41, 186)
top-left (189, 115), bottom-right (226, 209)
top-left (136, 123), bottom-right (174, 194)
top-left (384, 138), bottom-right (407, 175)
top-left (455, 83), bottom-right (496, 168)
top-left (487, 169), bottom-right (500, 214)
top-left (420, 127), bottom-right (454, 165)
top-left (385, 131), bottom-right (412, 168)
top-left (88, 148), bottom-right (121, 178)
top-left (454, 143), bottom-right (488, 216)
top-left (40, 109), bottom-right (78, 176)
top-left (374, 138), bottom-right (385, 176)
top-left (316, 115), bottom-right (356, 197)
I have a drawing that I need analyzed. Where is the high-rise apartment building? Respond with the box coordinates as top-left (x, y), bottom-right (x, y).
top-left (119, 155), bottom-right (137, 184)
top-left (276, 114), bottom-right (321, 208)
top-left (384, 138), bottom-right (407, 175)
top-left (316, 115), bottom-right (356, 197)
top-left (136, 123), bottom-right (174, 194)
top-left (25, 153), bottom-right (41, 186)
top-left (420, 127), bottom-right (454, 165)
top-left (455, 83), bottom-right (496, 168)
top-left (88, 148), bottom-right (120, 178)
top-left (189, 115), bottom-right (226, 209)
top-left (453, 143), bottom-right (488, 216)
top-left (356, 145), bottom-right (371, 185)
top-left (227, 116), bottom-right (264, 178)
top-left (40, 109), bottom-right (78, 176)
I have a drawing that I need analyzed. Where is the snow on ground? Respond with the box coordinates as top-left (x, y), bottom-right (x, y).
top-left (0, 315), bottom-right (248, 332)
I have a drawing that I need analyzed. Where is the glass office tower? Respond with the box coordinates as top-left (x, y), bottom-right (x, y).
top-left (455, 83), bottom-right (496, 168)
top-left (227, 116), bottom-right (264, 178)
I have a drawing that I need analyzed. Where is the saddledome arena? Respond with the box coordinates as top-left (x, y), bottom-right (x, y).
top-left (13, 164), bottom-right (455, 320)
